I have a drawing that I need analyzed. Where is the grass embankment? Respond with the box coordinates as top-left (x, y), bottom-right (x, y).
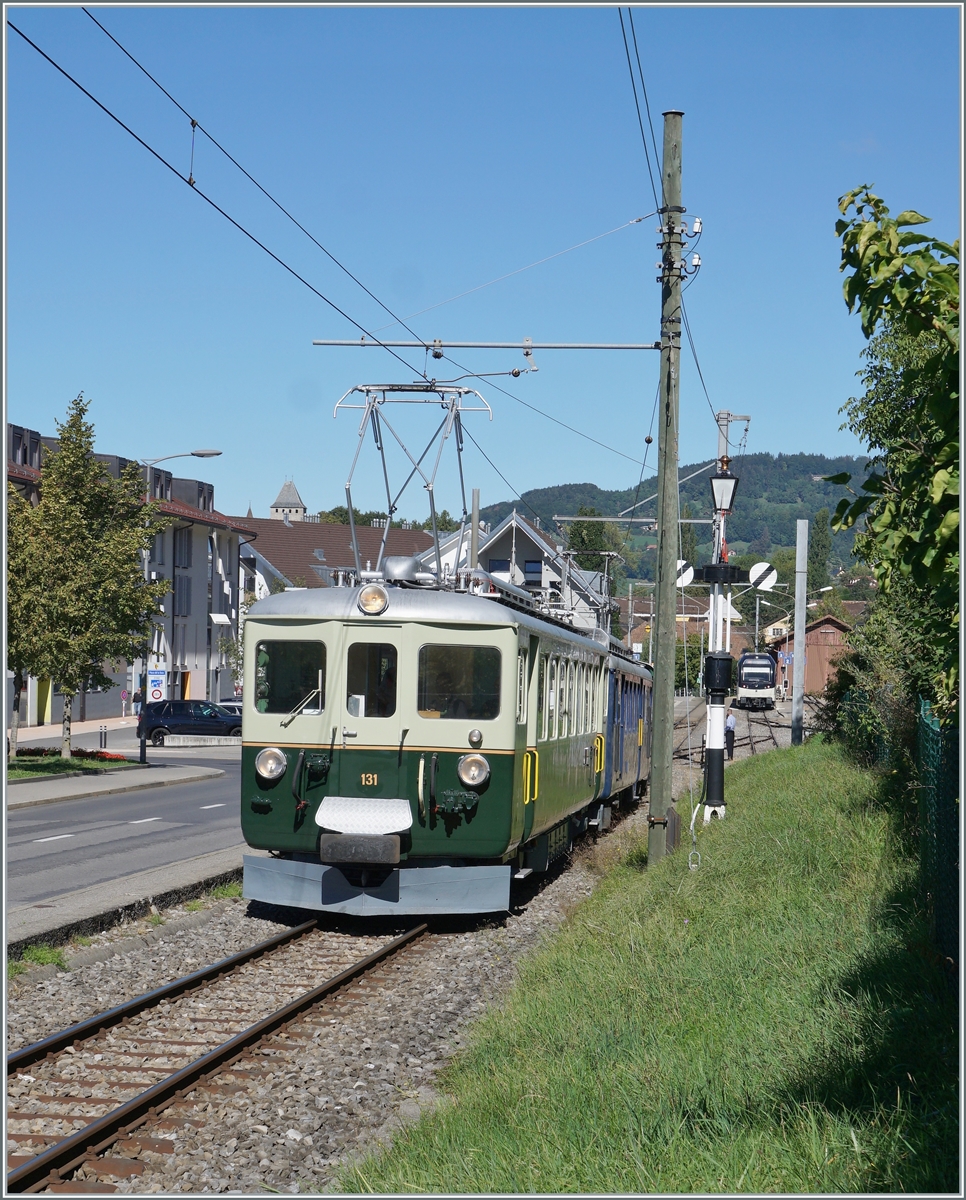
top-left (7, 756), bottom-right (132, 780)
top-left (345, 740), bottom-right (957, 1194)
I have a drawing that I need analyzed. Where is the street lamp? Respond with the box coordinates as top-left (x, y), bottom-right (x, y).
top-left (137, 449), bottom-right (222, 763)
top-left (709, 459), bottom-right (739, 515)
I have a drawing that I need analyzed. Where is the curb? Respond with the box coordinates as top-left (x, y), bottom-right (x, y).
top-left (6, 767), bottom-right (226, 810)
top-left (10, 898), bottom-right (241, 981)
top-left (8, 762), bottom-right (142, 786)
top-left (7, 865), bottom-right (248, 959)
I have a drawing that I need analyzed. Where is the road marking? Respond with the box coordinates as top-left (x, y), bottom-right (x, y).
top-left (199, 803), bottom-right (226, 809)
top-left (33, 834), bottom-right (75, 843)
top-left (129, 817), bottom-right (162, 824)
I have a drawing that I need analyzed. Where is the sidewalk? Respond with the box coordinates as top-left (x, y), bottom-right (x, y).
top-left (12, 715), bottom-right (139, 744)
top-left (7, 843), bottom-right (271, 948)
top-left (6, 765), bottom-right (225, 809)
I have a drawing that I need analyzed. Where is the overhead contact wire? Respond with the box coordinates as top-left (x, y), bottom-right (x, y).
top-left (80, 6), bottom-right (432, 377)
top-left (7, 19), bottom-right (427, 381)
top-left (618, 8), bottom-right (659, 210)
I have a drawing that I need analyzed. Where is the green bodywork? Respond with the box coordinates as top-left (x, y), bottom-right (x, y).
top-left (241, 744), bottom-right (518, 861)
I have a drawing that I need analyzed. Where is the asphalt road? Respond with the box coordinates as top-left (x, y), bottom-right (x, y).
top-left (7, 763), bottom-right (242, 909)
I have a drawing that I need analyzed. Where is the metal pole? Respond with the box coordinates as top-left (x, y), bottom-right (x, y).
top-left (791, 518), bottom-right (808, 745)
top-left (469, 488), bottom-right (480, 569)
top-left (648, 109), bottom-right (684, 866)
top-left (755, 594), bottom-right (760, 649)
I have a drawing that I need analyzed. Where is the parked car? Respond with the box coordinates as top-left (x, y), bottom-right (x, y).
top-left (136, 700), bottom-right (242, 746)
top-left (217, 700), bottom-right (243, 717)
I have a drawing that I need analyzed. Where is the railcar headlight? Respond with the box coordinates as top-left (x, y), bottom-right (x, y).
top-left (358, 584), bottom-right (389, 615)
top-left (457, 753), bottom-right (490, 788)
top-left (255, 747), bottom-right (288, 780)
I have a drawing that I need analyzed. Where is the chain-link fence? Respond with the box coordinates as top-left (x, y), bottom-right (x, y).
top-left (917, 698), bottom-right (959, 971)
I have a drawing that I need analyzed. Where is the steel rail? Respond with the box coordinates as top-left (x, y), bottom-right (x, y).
top-left (7, 924), bottom-right (428, 1193)
top-left (7, 919), bottom-right (318, 1074)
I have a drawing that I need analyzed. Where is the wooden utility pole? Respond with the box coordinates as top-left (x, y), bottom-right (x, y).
top-left (648, 109), bottom-right (684, 865)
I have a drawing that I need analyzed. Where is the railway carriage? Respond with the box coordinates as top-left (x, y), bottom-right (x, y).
top-left (241, 559), bottom-right (651, 916)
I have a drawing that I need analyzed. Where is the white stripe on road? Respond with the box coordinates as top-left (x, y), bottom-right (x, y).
top-left (199, 803), bottom-right (226, 809)
top-left (129, 817), bottom-right (162, 824)
top-left (33, 834), bottom-right (75, 843)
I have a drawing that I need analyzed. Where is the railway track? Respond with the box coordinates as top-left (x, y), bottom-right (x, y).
top-left (745, 708), bottom-right (782, 756)
top-left (6, 922), bottom-right (428, 1193)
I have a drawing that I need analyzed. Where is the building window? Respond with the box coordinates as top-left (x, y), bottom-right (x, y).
top-left (174, 527), bottom-right (193, 568)
top-left (149, 533), bottom-right (164, 565)
top-left (174, 575), bottom-right (192, 617)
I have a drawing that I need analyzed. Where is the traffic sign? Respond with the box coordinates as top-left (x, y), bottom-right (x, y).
top-left (676, 559), bottom-right (694, 588)
top-left (120, 689), bottom-right (128, 701)
top-left (147, 668), bottom-right (166, 703)
top-left (750, 561), bottom-right (778, 591)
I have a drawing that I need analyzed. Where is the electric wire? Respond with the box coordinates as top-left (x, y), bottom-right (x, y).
top-left (80, 6), bottom-right (434, 366)
top-left (618, 9), bottom-right (660, 210)
top-left (7, 19), bottom-right (429, 383)
top-left (627, 8), bottom-right (664, 205)
top-left (373, 216), bottom-right (655, 333)
top-left (680, 296), bottom-right (720, 425)
top-left (81, 7), bottom-right (657, 468)
top-left (461, 425), bottom-right (545, 526)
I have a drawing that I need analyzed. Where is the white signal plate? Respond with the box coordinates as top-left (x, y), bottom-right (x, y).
top-left (676, 559), bottom-right (695, 588)
top-left (750, 561), bottom-right (778, 591)
top-left (315, 796), bottom-right (413, 835)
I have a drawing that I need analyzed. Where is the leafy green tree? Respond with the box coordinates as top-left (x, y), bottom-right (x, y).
top-left (808, 508), bottom-right (832, 593)
top-left (421, 508), bottom-right (461, 534)
top-left (830, 188), bottom-right (958, 719)
top-left (748, 524), bottom-right (771, 558)
top-left (679, 504), bottom-right (698, 567)
top-left (9, 395), bottom-right (170, 757)
top-left (6, 489), bottom-right (48, 759)
top-left (568, 506), bottom-right (609, 573)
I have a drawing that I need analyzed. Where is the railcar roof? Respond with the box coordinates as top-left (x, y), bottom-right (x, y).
top-left (248, 585), bottom-right (651, 678)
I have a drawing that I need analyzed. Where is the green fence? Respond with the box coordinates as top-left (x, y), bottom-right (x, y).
top-left (917, 699), bottom-right (959, 971)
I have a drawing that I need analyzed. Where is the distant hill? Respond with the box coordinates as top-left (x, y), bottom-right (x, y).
top-left (479, 452), bottom-right (869, 576)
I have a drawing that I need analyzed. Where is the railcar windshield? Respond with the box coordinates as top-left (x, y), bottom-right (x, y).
top-left (346, 643), bottom-right (397, 717)
top-left (417, 645), bottom-right (501, 719)
top-left (254, 641), bottom-right (325, 714)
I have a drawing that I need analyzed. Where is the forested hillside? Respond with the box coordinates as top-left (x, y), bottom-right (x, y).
top-left (480, 452), bottom-right (867, 575)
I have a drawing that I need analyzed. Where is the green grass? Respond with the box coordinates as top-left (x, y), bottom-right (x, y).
top-left (147, 913), bottom-right (165, 926)
top-left (210, 881), bottom-right (243, 900)
top-left (342, 740), bottom-right (957, 1194)
top-left (7, 756), bottom-right (131, 780)
top-left (8, 943), bottom-right (70, 979)
top-left (184, 899), bottom-right (205, 912)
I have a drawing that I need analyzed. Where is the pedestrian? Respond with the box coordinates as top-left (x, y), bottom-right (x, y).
top-left (133, 688), bottom-right (142, 717)
top-left (725, 708), bottom-right (736, 760)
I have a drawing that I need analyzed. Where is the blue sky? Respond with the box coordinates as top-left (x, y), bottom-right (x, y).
top-left (5, 5), bottom-right (961, 521)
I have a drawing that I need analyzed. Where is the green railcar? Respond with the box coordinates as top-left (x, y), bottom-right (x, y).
top-left (241, 576), bottom-right (651, 915)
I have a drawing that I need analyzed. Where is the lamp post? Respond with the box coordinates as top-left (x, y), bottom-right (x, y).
top-left (701, 457), bottom-right (739, 819)
top-left (137, 450), bottom-right (221, 763)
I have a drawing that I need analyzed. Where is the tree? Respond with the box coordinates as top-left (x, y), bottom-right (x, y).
top-left (679, 503), bottom-right (698, 567)
top-left (748, 523), bottom-right (771, 558)
top-left (6, 489), bottom-right (48, 759)
top-left (808, 508), bottom-right (832, 593)
top-left (830, 188), bottom-right (959, 719)
top-left (9, 395), bottom-right (170, 757)
top-left (568, 506), bottom-right (609, 573)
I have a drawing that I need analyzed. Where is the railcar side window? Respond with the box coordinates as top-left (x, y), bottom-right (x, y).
top-left (575, 664), bottom-right (584, 733)
top-left (347, 643), bottom-right (397, 717)
top-left (548, 658), bottom-right (558, 739)
top-left (516, 650), bottom-right (528, 723)
top-left (537, 655), bottom-right (547, 741)
top-left (417, 645), bottom-right (501, 720)
top-left (254, 641), bottom-right (325, 714)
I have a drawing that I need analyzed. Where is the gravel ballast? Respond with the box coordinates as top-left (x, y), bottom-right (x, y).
top-left (7, 708), bottom-right (786, 1194)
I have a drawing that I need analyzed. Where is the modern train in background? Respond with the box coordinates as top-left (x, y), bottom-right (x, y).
top-left (733, 650), bottom-right (778, 710)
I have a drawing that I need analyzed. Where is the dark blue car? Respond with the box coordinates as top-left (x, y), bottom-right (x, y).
top-left (136, 700), bottom-right (242, 745)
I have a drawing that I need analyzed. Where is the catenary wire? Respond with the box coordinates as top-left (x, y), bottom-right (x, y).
top-left (627, 8), bottom-right (664, 198)
top-left (7, 19), bottom-right (428, 381)
top-left (372, 216), bottom-right (654, 333)
top-left (80, 8), bottom-right (660, 468)
top-left (618, 9), bottom-right (660, 210)
top-left (680, 296), bottom-right (720, 426)
top-left (81, 6), bottom-right (434, 367)
top-left (461, 425), bottom-right (545, 526)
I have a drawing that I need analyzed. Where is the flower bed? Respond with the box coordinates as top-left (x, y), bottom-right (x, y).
top-left (15, 747), bottom-right (128, 762)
